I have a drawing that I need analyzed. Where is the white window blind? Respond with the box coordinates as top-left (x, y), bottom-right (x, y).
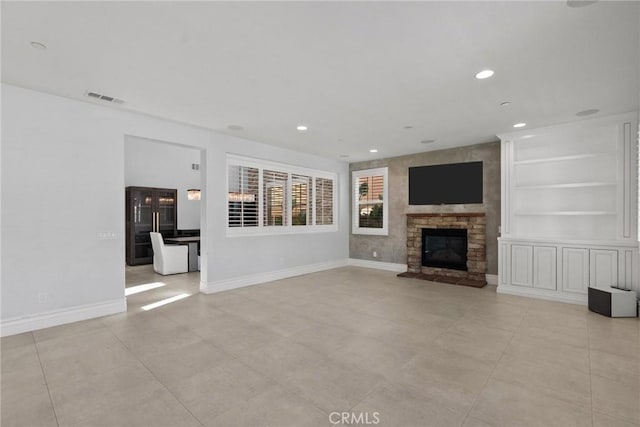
top-left (228, 165), bottom-right (259, 227)
top-left (315, 177), bottom-right (334, 225)
top-left (292, 174), bottom-right (312, 226)
top-left (263, 169), bottom-right (289, 226)
top-left (353, 167), bottom-right (388, 235)
top-left (227, 154), bottom-right (337, 235)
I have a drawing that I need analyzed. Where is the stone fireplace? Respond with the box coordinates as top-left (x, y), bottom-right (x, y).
top-left (403, 213), bottom-right (486, 287)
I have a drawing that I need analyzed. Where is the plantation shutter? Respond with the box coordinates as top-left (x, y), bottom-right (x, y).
top-left (315, 178), bottom-right (334, 225)
top-left (292, 174), bottom-right (312, 226)
top-left (263, 170), bottom-right (289, 226)
top-left (357, 174), bottom-right (384, 229)
top-left (227, 165), bottom-right (259, 227)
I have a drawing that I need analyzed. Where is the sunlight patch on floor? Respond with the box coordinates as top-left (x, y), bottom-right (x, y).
top-left (141, 293), bottom-right (190, 311)
top-left (125, 282), bottom-right (166, 296)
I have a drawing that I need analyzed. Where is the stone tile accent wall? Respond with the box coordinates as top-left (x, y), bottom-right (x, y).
top-left (349, 142), bottom-right (500, 275)
top-left (407, 213), bottom-right (486, 281)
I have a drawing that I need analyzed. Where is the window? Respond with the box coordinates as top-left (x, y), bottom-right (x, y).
top-left (315, 178), bottom-right (334, 225)
top-left (263, 170), bottom-right (289, 226)
top-left (292, 174), bottom-right (312, 226)
top-left (228, 165), bottom-right (259, 227)
top-left (227, 154), bottom-right (337, 235)
top-left (352, 167), bottom-right (388, 235)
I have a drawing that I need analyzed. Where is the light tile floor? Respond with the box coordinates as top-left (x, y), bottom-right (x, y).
top-left (2, 266), bottom-right (639, 426)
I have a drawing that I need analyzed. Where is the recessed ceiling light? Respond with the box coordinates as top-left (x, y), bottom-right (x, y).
top-left (475, 69), bottom-right (494, 80)
top-left (420, 139), bottom-right (436, 144)
top-left (30, 41), bottom-right (47, 50)
top-left (576, 109), bottom-right (600, 117)
top-left (513, 122), bottom-right (527, 128)
top-left (296, 125), bottom-right (308, 131)
top-left (567, 0), bottom-right (598, 8)
top-left (369, 149), bottom-right (378, 153)
top-left (227, 125), bottom-right (244, 131)
top-left (500, 101), bottom-right (511, 107)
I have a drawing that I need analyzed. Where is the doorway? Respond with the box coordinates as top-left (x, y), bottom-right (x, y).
top-left (123, 135), bottom-right (205, 312)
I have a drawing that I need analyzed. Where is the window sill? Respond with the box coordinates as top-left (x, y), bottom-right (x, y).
top-left (352, 228), bottom-right (389, 236)
top-left (227, 225), bottom-right (338, 237)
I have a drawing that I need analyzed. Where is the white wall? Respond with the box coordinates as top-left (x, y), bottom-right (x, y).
top-left (125, 136), bottom-right (201, 230)
top-left (1, 84), bottom-right (349, 334)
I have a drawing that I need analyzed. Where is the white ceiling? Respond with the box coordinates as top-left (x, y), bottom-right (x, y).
top-left (2, 1), bottom-right (638, 162)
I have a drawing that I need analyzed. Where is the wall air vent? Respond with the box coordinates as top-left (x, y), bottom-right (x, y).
top-left (85, 91), bottom-right (125, 104)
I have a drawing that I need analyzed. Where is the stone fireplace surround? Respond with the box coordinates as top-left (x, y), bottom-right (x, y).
top-left (401, 213), bottom-right (487, 287)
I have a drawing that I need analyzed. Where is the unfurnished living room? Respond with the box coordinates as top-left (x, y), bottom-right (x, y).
top-left (1, 1), bottom-right (639, 427)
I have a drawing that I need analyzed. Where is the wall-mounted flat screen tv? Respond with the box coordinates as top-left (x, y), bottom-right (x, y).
top-left (409, 161), bottom-right (483, 205)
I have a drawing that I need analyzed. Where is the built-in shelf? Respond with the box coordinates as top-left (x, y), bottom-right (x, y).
top-left (499, 113), bottom-right (638, 303)
top-left (513, 152), bottom-right (614, 165)
top-left (514, 211), bottom-right (616, 216)
top-left (514, 182), bottom-right (616, 190)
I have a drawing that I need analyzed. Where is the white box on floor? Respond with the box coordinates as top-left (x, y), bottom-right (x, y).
top-left (588, 286), bottom-right (638, 318)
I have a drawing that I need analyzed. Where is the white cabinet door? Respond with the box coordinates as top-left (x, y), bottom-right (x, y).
top-left (533, 246), bottom-right (557, 290)
top-left (590, 249), bottom-right (618, 288)
top-left (562, 248), bottom-right (589, 294)
top-left (511, 245), bottom-right (533, 287)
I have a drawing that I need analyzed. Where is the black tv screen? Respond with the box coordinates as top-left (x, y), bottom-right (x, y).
top-left (409, 161), bottom-right (483, 205)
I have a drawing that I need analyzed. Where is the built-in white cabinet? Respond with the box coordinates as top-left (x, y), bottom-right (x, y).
top-left (500, 240), bottom-right (636, 304)
top-left (498, 112), bottom-right (639, 304)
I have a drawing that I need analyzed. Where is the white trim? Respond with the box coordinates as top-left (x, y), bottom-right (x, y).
top-left (1, 298), bottom-right (127, 337)
top-left (227, 153), bottom-right (336, 180)
top-left (227, 224), bottom-right (337, 237)
top-left (352, 167), bottom-right (389, 236)
top-left (348, 258), bottom-right (407, 272)
top-left (498, 236), bottom-right (639, 248)
top-left (485, 274), bottom-right (498, 286)
top-left (497, 284), bottom-right (586, 305)
top-left (200, 259), bottom-right (350, 294)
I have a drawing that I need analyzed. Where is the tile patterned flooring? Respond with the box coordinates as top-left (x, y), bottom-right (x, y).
top-left (2, 266), bottom-right (639, 426)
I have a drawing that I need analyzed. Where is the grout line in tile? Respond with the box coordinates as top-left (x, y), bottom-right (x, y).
top-left (459, 319), bottom-right (518, 427)
top-left (104, 324), bottom-right (207, 427)
top-left (32, 331), bottom-right (60, 427)
top-left (587, 315), bottom-right (595, 427)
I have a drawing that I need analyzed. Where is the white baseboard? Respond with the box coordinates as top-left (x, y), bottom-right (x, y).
top-left (1, 298), bottom-right (127, 337)
top-left (485, 274), bottom-right (498, 286)
top-left (348, 258), bottom-right (407, 273)
top-left (201, 259), bottom-right (350, 294)
top-left (497, 284), bottom-right (587, 305)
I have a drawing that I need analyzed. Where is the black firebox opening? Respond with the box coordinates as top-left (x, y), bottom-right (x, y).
top-left (422, 228), bottom-right (468, 271)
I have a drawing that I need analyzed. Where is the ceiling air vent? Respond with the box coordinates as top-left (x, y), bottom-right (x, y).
top-left (85, 91), bottom-right (125, 104)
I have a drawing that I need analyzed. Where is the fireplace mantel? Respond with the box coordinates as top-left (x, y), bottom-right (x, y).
top-left (406, 212), bottom-right (486, 218)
